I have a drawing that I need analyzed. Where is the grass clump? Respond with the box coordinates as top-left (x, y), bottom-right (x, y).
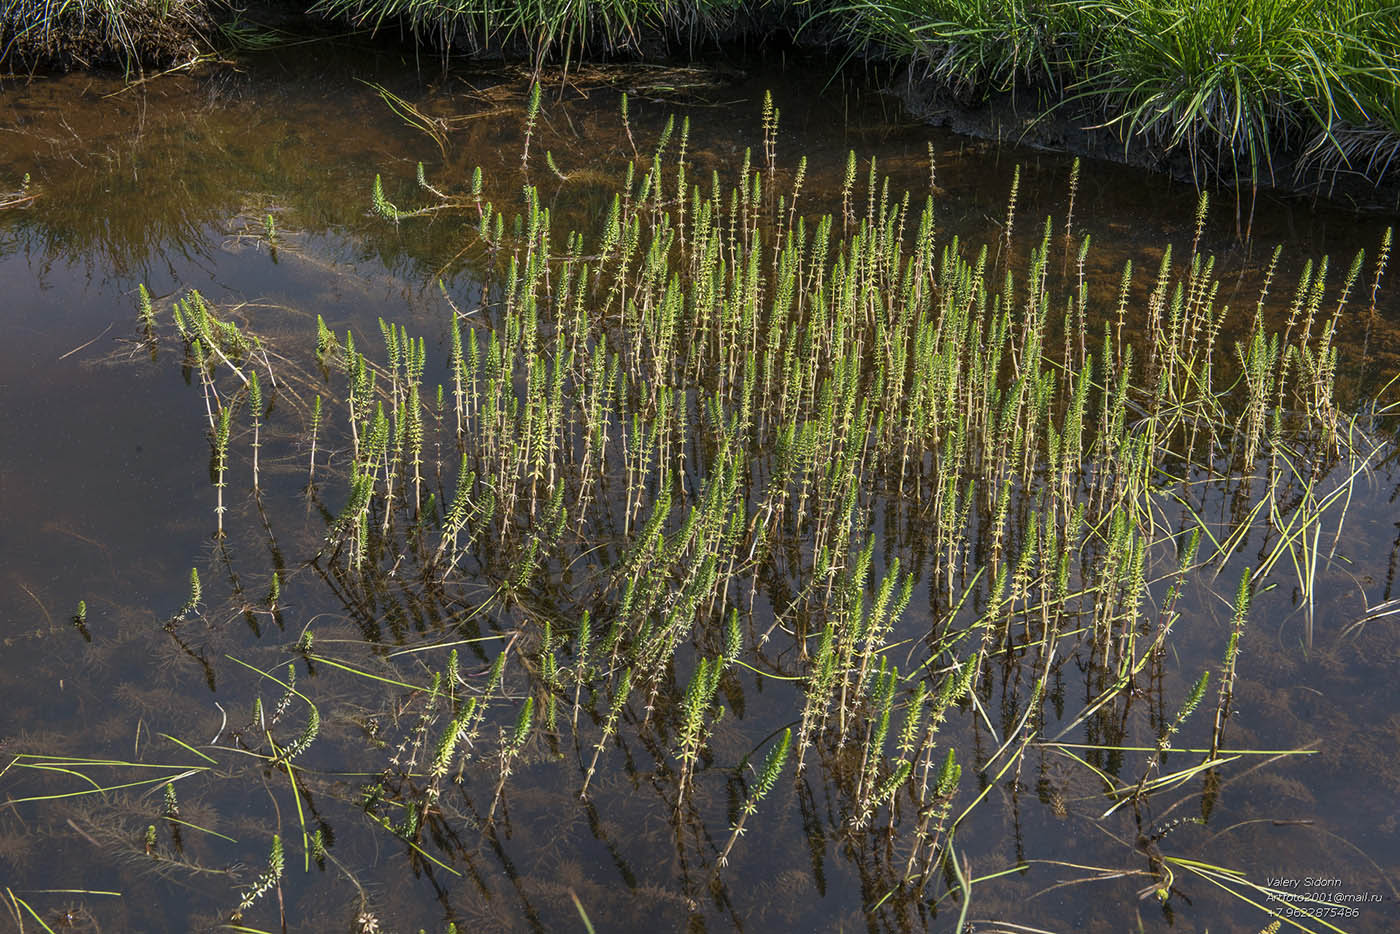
top-left (827, 0), bottom-right (1400, 186)
top-left (309, 0), bottom-right (768, 72)
top-left (822, 0), bottom-right (1092, 97)
top-left (1089, 0), bottom-right (1400, 186)
top-left (0, 0), bottom-right (211, 70)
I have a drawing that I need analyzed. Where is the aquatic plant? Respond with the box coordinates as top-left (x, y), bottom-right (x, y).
top-left (308, 90), bottom-right (1389, 924)
top-left (7, 88), bottom-right (1396, 933)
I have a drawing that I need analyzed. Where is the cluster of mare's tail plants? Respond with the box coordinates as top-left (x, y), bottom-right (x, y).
top-left (300, 89), bottom-right (1392, 919)
top-left (9, 89), bottom-right (1394, 930)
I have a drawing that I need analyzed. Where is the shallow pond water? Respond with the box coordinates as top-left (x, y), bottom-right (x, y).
top-left (2, 43), bottom-right (1400, 934)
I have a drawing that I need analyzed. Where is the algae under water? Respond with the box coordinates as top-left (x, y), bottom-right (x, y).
top-left (2, 48), bottom-right (1400, 934)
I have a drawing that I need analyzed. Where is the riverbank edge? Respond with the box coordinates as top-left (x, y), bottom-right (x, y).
top-left (892, 69), bottom-right (1400, 216)
top-left (5, 3), bottom-right (1399, 212)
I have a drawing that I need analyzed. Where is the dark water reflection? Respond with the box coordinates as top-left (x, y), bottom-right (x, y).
top-left (1, 45), bottom-right (1399, 933)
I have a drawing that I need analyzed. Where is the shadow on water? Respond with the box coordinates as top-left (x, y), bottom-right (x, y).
top-left (2, 42), bottom-right (1399, 934)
